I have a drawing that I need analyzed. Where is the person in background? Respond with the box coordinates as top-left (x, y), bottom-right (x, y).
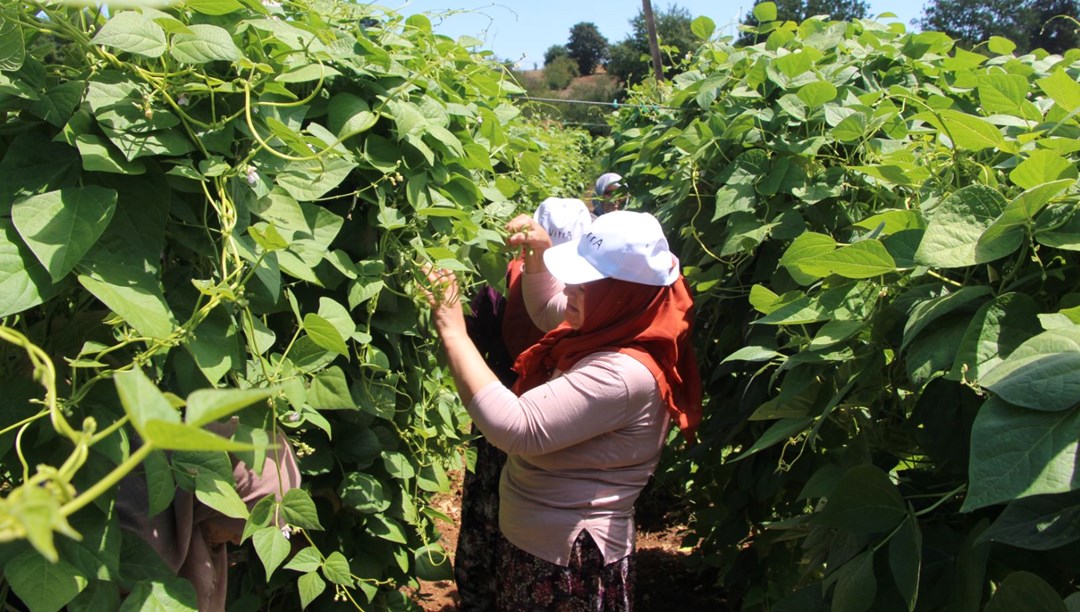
top-left (454, 197), bottom-right (591, 611)
top-left (593, 172), bottom-right (628, 216)
top-left (116, 421), bottom-right (301, 611)
top-left (426, 210), bottom-right (701, 611)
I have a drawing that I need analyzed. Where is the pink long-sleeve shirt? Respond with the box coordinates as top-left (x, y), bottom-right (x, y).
top-left (467, 269), bottom-right (670, 566)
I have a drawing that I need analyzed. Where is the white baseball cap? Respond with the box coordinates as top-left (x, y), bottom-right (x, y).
top-left (543, 210), bottom-right (680, 286)
top-left (594, 172), bottom-right (623, 196)
top-left (533, 197), bottom-right (591, 246)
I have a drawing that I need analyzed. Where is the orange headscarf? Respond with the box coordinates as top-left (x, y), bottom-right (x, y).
top-left (511, 276), bottom-right (702, 441)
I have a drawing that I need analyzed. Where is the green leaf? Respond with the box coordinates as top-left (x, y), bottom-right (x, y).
top-left (275, 156), bottom-right (357, 202)
top-left (185, 387), bottom-right (274, 427)
top-left (1038, 69), bottom-right (1080, 113)
top-left (417, 461), bottom-right (449, 493)
top-left (382, 451), bottom-right (416, 480)
top-left (366, 514), bottom-right (407, 544)
top-left (980, 327), bottom-right (1080, 412)
top-left (816, 465), bottom-right (906, 535)
top-left (118, 578), bottom-right (197, 611)
top-left (185, 0), bottom-right (245, 15)
top-left (143, 421), bottom-right (257, 451)
top-left (183, 306), bottom-right (239, 385)
top-left (277, 63), bottom-right (342, 84)
top-left (28, 80), bottom-right (84, 128)
top-left (798, 239), bottom-right (896, 280)
top-left (1010, 151), bottom-right (1078, 190)
top-left (5, 550), bottom-right (88, 612)
top-left (252, 526), bottom-right (291, 580)
top-left (977, 490), bottom-right (1080, 551)
top-left (797, 81), bottom-right (837, 108)
top-left (115, 369), bottom-right (180, 437)
top-left (75, 134), bottom-right (146, 175)
top-left (0, 17), bottom-right (26, 72)
top-left (950, 292), bottom-right (1040, 382)
top-left (414, 543), bottom-right (453, 581)
top-left (809, 320), bottom-right (863, 350)
top-left (919, 109), bottom-right (1006, 152)
top-left (339, 472), bottom-right (390, 514)
top-left (915, 185), bottom-right (1008, 268)
top-left (77, 261), bottom-right (176, 339)
top-left (242, 496), bottom-right (275, 542)
top-left (963, 397), bottom-right (1080, 511)
top-left (248, 223), bottom-right (288, 252)
top-left (280, 488), bottom-right (323, 530)
top-left (321, 551), bottom-right (353, 586)
top-left (328, 92), bottom-right (378, 139)
top-left (978, 73), bottom-right (1029, 114)
top-left (754, 2), bottom-right (777, 23)
top-left (976, 180), bottom-right (1073, 264)
top-left (691, 15), bottom-right (716, 39)
top-left (889, 516), bottom-right (921, 612)
top-left (721, 346), bottom-right (783, 364)
top-left (984, 572), bottom-right (1067, 612)
top-left (11, 186), bottom-right (118, 282)
top-left (780, 231), bottom-right (836, 284)
top-left (92, 11), bottom-right (167, 58)
top-left (170, 24), bottom-right (242, 64)
top-left (987, 36), bottom-right (1017, 55)
top-left (0, 218), bottom-right (58, 317)
top-left (195, 471), bottom-right (249, 519)
top-left (303, 313), bottom-right (349, 357)
top-left (849, 162), bottom-right (931, 187)
top-left (756, 282), bottom-right (875, 325)
top-left (831, 550), bottom-right (876, 612)
top-left (728, 417), bottom-right (813, 462)
top-left (67, 581), bottom-right (121, 612)
top-left (832, 112), bottom-right (867, 143)
top-left (171, 450), bottom-right (233, 488)
top-left (903, 286), bottom-right (992, 351)
top-left (284, 547), bottom-right (322, 573)
top-left (144, 450), bottom-right (176, 517)
top-left (298, 572), bottom-right (326, 609)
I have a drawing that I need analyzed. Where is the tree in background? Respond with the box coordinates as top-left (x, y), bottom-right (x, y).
top-left (917, 0), bottom-right (1032, 50)
top-left (1029, 0), bottom-right (1080, 54)
top-left (544, 44), bottom-right (569, 66)
top-left (544, 54), bottom-right (580, 90)
top-left (566, 22), bottom-right (609, 75)
top-left (738, 0), bottom-right (869, 44)
top-left (916, 0), bottom-right (1079, 54)
top-left (607, 4), bottom-right (697, 86)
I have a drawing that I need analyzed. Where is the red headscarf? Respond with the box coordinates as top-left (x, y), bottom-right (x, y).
top-left (500, 257), bottom-right (546, 359)
top-left (511, 276), bottom-right (703, 442)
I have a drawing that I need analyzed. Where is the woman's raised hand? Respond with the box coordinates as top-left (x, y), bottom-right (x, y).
top-left (420, 263), bottom-right (466, 339)
top-left (506, 214), bottom-right (552, 254)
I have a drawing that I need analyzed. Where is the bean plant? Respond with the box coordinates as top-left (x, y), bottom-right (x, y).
top-left (0, 0), bottom-right (593, 609)
top-left (607, 3), bottom-right (1080, 610)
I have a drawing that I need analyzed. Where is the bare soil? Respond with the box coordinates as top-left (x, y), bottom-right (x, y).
top-left (404, 470), bottom-right (730, 611)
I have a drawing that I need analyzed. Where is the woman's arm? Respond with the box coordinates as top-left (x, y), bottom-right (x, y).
top-left (425, 268), bottom-right (498, 406)
top-left (470, 353), bottom-right (653, 455)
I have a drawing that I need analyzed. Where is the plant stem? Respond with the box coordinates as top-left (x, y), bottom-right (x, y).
top-left (60, 442), bottom-right (154, 517)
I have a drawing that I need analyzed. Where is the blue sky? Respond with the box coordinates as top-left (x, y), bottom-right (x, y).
top-left (392, 1), bottom-right (923, 70)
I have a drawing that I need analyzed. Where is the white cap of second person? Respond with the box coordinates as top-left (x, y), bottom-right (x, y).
top-left (533, 197), bottom-right (592, 246)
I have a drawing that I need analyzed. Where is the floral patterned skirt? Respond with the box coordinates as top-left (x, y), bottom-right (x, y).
top-left (495, 529), bottom-right (635, 612)
top-left (454, 434), bottom-right (636, 611)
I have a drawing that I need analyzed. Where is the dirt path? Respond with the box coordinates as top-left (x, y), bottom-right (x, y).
top-left (405, 471), bottom-right (730, 611)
